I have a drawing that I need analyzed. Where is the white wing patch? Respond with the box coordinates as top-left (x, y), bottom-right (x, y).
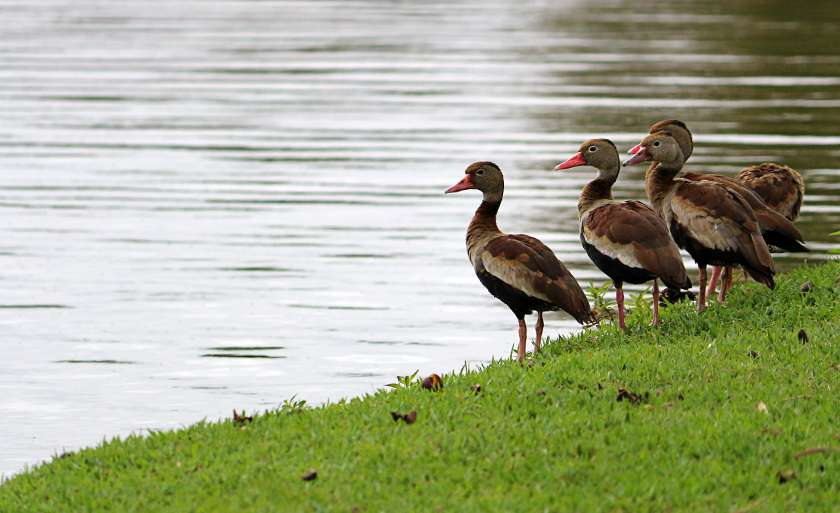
top-left (479, 250), bottom-right (553, 304)
top-left (582, 225), bottom-right (643, 269)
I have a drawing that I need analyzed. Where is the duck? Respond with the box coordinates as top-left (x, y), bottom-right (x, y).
top-left (445, 162), bottom-right (594, 361)
top-left (555, 139), bottom-right (690, 328)
top-left (736, 163), bottom-right (804, 222)
top-left (719, 163), bottom-right (806, 291)
top-left (638, 120), bottom-right (807, 299)
top-left (623, 132), bottom-right (775, 311)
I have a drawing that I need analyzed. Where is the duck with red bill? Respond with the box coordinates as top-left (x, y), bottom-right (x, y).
top-left (445, 162), bottom-right (594, 361)
top-left (556, 139), bottom-right (689, 328)
top-left (640, 120), bottom-right (807, 303)
top-left (623, 131), bottom-right (775, 312)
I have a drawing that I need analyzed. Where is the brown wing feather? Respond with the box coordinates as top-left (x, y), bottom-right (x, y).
top-left (482, 235), bottom-right (592, 322)
top-left (585, 201), bottom-right (687, 288)
top-left (736, 163), bottom-right (804, 222)
top-left (682, 172), bottom-right (803, 242)
top-left (673, 181), bottom-right (775, 276)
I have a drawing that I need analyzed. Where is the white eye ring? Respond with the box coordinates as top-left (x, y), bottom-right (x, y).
top-left (653, 141), bottom-right (660, 147)
top-left (589, 146), bottom-right (597, 152)
top-left (476, 169), bottom-right (484, 175)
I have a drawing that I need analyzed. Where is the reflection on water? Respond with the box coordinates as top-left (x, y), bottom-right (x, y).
top-left (1, 0), bottom-right (839, 475)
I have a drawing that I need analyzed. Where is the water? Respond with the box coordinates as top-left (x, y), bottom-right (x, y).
top-left (2, 0), bottom-right (839, 476)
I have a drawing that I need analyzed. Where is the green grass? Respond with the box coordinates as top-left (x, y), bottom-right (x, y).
top-left (3, 262), bottom-right (840, 512)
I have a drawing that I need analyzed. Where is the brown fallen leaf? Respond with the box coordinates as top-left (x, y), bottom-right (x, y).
top-left (798, 329), bottom-right (809, 344)
top-left (469, 384), bottom-right (482, 393)
top-left (758, 402), bottom-right (769, 415)
top-left (795, 447), bottom-right (840, 458)
top-left (759, 428), bottom-right (781, 437)
top-left (617, 387), bottom-right (642, 405)
top-left (732, 500), bottom-right (763, 513)
top-left (233, 410), bottom-right (253, 425)
top-left (421, 374), bottom-right (443, 391)
top-left (390, 410), bottom-right (417, 425)
top-left (800, 281), bottom-right (813, 294)
top-left (749, 350), bottom-right (759, 359)
top-left (302, 470), bottom-right (317, 481)
top-left (662, 402), bottom-right (676, 409)
top-left (536, 391), bottom-right (546, 397)
top-left (781, 394), bottom-right (812, 402)
top-left (776, 470), bottom-right (796, 484)
top-left (643, 404), bottom-right (654, 411)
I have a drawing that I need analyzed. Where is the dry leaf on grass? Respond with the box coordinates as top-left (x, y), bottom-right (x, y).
top-left (421, 374), bottom-right (443, 391)
top-left (798, 329), bottom-right (809, 344)
top-left (390, 410), bottom-right (417, 425)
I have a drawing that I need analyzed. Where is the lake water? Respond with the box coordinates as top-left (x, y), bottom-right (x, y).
top-left (2, 0), bottom-right (840, 476)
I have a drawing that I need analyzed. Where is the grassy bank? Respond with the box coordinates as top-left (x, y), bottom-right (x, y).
top-left (2, 261), bottom-right (840, 512)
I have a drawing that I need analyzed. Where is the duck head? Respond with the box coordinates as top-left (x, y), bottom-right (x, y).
top-left (628, 119), bottom-right (694, 160)
top-left (555, 139), bottom-right (620, 180)
top-left (445, 161), bottom-right (504, 202)
top-left (623, 131), bottom-right (685, 172)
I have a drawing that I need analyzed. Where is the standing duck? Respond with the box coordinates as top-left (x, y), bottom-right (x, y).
top-left (638, 120), bottom-right (807, 299)
top-left (624, 132), bottom-right (776, 311)
top-left (555, 139), bottom-right (690, 328)
top-left (445, 162), bottom-right (594, 361)
top-left (736, 163), bottom-right (804, 222)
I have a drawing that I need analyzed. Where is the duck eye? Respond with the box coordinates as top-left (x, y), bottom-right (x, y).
top-left (476, 169), bottom-right (484, 175)
top-left (588, 146), bottom-right (597, 152)
top-left (653, 141), bottom-right (660, 147)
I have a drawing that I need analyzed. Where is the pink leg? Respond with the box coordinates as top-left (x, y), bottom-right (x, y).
top-left (698, 267), bottom-right (707, 312)
top-left (707, 266), bottom-right (722, 297)
top-left (718, 268), bottom-right (732, 303)
top-left (517, 319), bottom-right (527, 362)
top-left (616, 285), bottom-right (627, 329)
top-left (726, 267), bottom-right (733, 295)
top-left (534, 312), bottom-right (544, 355)
top-left (649, 278), bottom-right (660, 327)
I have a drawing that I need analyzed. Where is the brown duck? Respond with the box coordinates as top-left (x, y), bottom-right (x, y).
top-left (638, 120), bottom-right (807, 298)
top-left (736, 163), bottom-right (804, 222)
top-left (555, 139), bottom-right (690, 328)
top-left (624, 132), bottom-right (775, 311)
top-left (446, 162), bottom-right (594, 361)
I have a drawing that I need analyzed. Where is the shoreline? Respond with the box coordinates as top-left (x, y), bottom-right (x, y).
top-left (2, 260), bottom-right (839, 511)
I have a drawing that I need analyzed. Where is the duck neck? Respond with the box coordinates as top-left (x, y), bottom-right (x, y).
top-left (645, 162), bottom-right (682, 214)
top-left (578, 173), bottom-right (616, 219)
top-left (469, 199), bottom-right (502, 235)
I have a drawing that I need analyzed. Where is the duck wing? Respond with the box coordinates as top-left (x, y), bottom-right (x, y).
top-left (479, 234), bottom-right (593, 323)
